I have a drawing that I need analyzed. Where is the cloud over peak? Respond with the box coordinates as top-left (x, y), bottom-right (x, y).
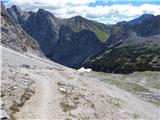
top-left (6, 0), bottom-right (160, 24)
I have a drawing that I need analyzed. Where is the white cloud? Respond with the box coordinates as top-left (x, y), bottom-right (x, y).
top-left (6, 0), bottom-right (160, 24)
top-left (7, 0), bottom-right (96, 7)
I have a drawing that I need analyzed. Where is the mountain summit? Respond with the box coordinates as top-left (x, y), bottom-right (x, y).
top-left (7, 6), bottom-right (109, 67)
top-left (7, 5), bottom-right (160, 73)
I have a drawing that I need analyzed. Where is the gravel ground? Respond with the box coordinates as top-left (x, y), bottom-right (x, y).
top-left (1, 46), bottom-right (160, 120)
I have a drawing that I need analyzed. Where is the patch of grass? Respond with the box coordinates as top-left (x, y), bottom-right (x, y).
top-left (19, 88), bottom-right (35, 107)
top-left (60, 102), bottom-right (76, 112)
top-left (10, 114), bottom-right (16, 120)
top-left (90, 103), bottom-right (95, 108)
top-left (149, 96), bottom-right (160, 106)
top-left (1, 90), bottom-right (5, 97)
top-left (71, 23), bottom-right (110, 43)
top-left (73, 96), bottom-right (79, 100)
top-left (92, 26), bottom-right (110, 43)
top-left (10, 101), bottom-right (20, 113)
top-left (108, 79), bottom-right (124, 87)
top-left (66, 118), bottom-right (72, 120)
top-left (9, 88), bottom-right (35, 120)
top-left (130, 83), bottom-right (149, 92)
top-left (152, 83), bottom-right (160, 89)
top-left (56, 81), bottom-right (65, 87)
top-left (105, 78), bottom-right (149, 93)
top-left (132, 112), bottom-right (139, 119)
top-left (10, 101), bottom-right (19, 120)
top-left (113, 101), bottom-right (121, 108)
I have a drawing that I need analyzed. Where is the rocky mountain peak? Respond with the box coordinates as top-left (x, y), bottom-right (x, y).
top-left (71, 15), bottom-right (86, 21)
top-left (10, 5), bottom-right (22, 14)
top-left (37, 8), bottom-right (55, 18)
top-left (68, 15), bottom-right (88, 25)
top-left (128, 14), bottom-right (154, 26)
top-left (37, 8), bottom-right (46, 14)
top-left (140, 14), bottom-right (154, 19)
top-left (1, 2), bottom-right (43, 56)
top-left (7, 4), bottom-right (30, 23)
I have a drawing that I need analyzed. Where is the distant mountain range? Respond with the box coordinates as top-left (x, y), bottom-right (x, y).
top-left (82, 15), bottom-right (160, 73)
top-left (2, 3), bottom-right (160, 73)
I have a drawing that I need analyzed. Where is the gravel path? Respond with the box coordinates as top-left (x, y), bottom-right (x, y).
top-left (15, 70), bottom-right (66, 119)
top-left (1, 46), bottom-right (160, 120)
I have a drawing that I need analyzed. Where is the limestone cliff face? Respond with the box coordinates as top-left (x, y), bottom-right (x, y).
top-left (7, 6), bottom-right (107, 67)
top-left (1, 2), bottom-right (43, 56)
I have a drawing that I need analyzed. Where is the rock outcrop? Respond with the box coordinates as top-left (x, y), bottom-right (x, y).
top-left (1, 2), bottom-right (43, 56)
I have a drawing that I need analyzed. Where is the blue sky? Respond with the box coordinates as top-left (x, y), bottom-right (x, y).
top-left (3, 0), bottom-right (160, 5)
top-left (89, 0), bottom-right (160, 6)
top-left (2, 0), bottom-right (160, 24)
top-left (1, 0), bottom-right (9, 3)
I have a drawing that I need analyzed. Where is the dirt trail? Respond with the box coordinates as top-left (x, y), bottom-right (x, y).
top-left (15, 70), bottom-right (66, 119)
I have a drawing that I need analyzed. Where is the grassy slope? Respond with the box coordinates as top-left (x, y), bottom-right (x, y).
top-left (67, 18), bottom-right (111, 43)
top-left (93, 71), bottom-right (160, 106)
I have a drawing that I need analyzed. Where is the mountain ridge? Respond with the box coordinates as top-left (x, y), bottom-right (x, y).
top-left (6, 4), bottom-right (160, 73)
top-left (7, 5), bottom-right (109, 67)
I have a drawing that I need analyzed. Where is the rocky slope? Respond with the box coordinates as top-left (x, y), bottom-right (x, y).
top-left (1, 46), bottom-right (159, 120)
top-left (1, 2), bottom-right (43, 56)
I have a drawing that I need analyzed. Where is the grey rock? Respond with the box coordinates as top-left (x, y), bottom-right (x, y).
top-left (7, 6), bottom-right (108, 67)
top-left (0, 110), bottom-right (9, 120)
top-left (21, 64), bottom-right (30, 68)
top-left (1, 2), bottom-right (44, 56)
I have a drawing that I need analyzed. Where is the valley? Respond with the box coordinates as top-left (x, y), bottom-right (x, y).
top-left (1, 2), bottom-right (160, 120)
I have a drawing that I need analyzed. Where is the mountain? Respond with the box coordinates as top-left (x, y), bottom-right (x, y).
top-left (127, 14), bottom-right (154, 26)
top-left (1, 3), bottom-right (159, 120)
top-left (82, 15), bottom-right (160, 74)
top-left (7, 5), bottom-right (160, 73)
top-left (127, 14), bottom-right (160, 37)
top-left (7, 5), bottom-right (30, 25)
top-left (1, 2), bottom-right (43, 56)
top-left (7, 6), bottom-right (112, 67)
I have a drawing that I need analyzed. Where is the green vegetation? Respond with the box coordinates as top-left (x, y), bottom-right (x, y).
top-left (132, 112), bottom-right (139, 119)
top-left (128, 83), bottom-right (149, 92)
top-left (10, 101), bottom-right (20, 113)
top-left (107, 79), bottom-right (149, 92)
top-left (85, 46), bottom-right (160, 74)
top-left (96, 71), bottom-right (160, 106)
top-left (19, 88), bottom-right (35, 107)
top-left (9, 88), bottom-right (35, 120)
top-left (66, 118), bottom-right (72, 120)
top-left (70, 21), bottom-right (111, 43)
top-left (153, 83), bottom-right (160, 89)
top-left (92, 26), bottom-right (110, 43)
top-left (56, 81), bottom-right (65, 87)
top-left (60, 102), bottom-right (76, 112)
